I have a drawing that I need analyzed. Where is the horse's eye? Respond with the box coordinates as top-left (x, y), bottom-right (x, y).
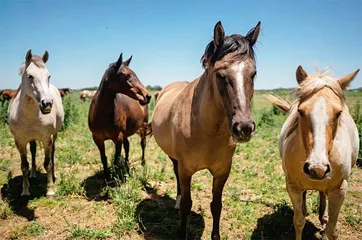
top-left (251, 72), bottom-right (257, 80)
top-left (27, 75), bottom-right (34, 79)
top-left (298, 109), bottom-right (304, 117)
top-left (216, 73), bottom-right (226, 80)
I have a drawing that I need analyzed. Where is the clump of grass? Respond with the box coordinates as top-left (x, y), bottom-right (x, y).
top-left (67, 223), bottom-right (112, 239)
top-left (61, 94), bottom-right (81, 131)
top-left (345, 211), bottom-right (362, 230)
top-left (258, 108), bottom-right (275, 127)
top-left (0, 202), bottom-right (12, 219)
top-left (0, 100), bottom-right (9, 126)
top-left (110, 177), bottom-right (143, 236)
top-left (352, 101), bottom-right (362, 160)
top-left (26, 221), bottom-right (45, 236)
top-left (57, 172), bottom-right (85, 197)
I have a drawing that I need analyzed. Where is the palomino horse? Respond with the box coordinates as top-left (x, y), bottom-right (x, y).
top-left (1, 89), bottom-right (18, 106)
top-left (152, 21), bottom-right (261, 239)
top-left (265, 66), bottom-right (359, 240)
top-left (58, 88), bottom-right (71, 98)
top-left (88, 53), bottom-right (151, 178)
top-left (8, 50), bottom-right (64, 197)
top-left (80, 90), bottom-right (96, 101)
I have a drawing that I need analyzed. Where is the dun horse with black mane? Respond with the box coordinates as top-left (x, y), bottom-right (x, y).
top-left (88, 54), bottom-right (151, 178)
top-left (152, 21), bottom-right (261, 239)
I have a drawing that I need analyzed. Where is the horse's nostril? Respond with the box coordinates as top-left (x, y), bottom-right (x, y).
top-left (251, 121), bottom-right (256, 133)
top-left (303, 162), bottom-right (310, 175)
top-left (325, 164), bottom-right (331, 175)
top-left (146, 94), bottom-right (151, 101)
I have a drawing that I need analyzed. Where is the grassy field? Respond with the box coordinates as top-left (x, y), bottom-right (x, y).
top-left (0, 89), bottom-right (361, 240)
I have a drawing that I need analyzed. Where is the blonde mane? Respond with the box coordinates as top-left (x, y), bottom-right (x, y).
top-left (19, 55), bottom-right (46, 76)
top-left (285, 68), bottom-right (347, 138)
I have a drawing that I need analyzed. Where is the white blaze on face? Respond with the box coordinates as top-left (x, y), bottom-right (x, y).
top-left (231, 62), bottom-right (246, 109)
top-left (310, 97), bottom-right (329, 164)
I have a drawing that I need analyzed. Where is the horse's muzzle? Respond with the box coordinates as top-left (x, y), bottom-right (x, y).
top-left (231, 120), bottom-right (255, 143)
top-left (40, 99), bottom-right (53, 114)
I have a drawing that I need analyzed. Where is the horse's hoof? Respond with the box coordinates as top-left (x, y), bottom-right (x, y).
top-left (211, 232), bottom-right (220, 240)
top-left (21, 190), bottom-right (30, 196)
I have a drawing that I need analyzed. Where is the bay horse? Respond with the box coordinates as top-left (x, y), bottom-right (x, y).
top-left (152, 21), bottom-right (261, 239)
top-left (58, 88), bottom-right (71, 98)
top-left (88, 53), bottom-right (151, 178)
top-left (1, 89), bottom-right (18, 106)
top-left (8, 50), bottom-right (64, 197)
top-left (265, 66), bottom-right (359, 240)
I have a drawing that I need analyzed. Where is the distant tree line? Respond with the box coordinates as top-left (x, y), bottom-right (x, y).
top-left (146, 85), bottom-right (162, 91)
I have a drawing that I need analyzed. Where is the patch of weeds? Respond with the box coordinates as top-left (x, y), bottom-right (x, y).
top-left (111, 177), bottom-right (142, 236)
top-left (192, 183), bottom-right (204, 191)
top-left (25, 221), bottom-right (45, 236)
top-left (257, 108), bottom-right (275, 127)
top-left (57, 172), bottom-right (85, 197)
top-left (61, 94), bottom-right (81, 131)
top-left (345, 211), bottom-right (361, 230)
top-left (0, 202), bottom-right (12, 219)
top-left (58, 145), bottom-right (83, 165)
top-left (67, 223), bottom-right (113, 239)
top-left (352, 101), bottom-right (362, 160)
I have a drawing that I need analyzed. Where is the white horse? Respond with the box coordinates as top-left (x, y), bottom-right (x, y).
top-left (8, 50), bottom-right (64, 197)
top-left (265, 66), bottom-right (359, 240)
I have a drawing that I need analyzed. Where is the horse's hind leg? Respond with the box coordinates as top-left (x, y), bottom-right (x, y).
top-left (43, 137), bottom-right (55, 197)
top-left (325, 181), bottom-right (347, 240)
top-left (124, 138), bottom-right (130, 173)
top-left (286, 184), bottom-right (305, 240)
top-left (140, 135), bottom-right (146, 166)
top-left (170, 157), bottom-right (181, 209)
top-left (16, 140), bottom-right (30, 196)
top-left (29, 141), bottom-right (37, 178)
top-left (51, 134), bottom-right (57, 182)
top-left (319, 191), bottom-right (327, 226)
top-left (93, 135), bottom-right (109, 178)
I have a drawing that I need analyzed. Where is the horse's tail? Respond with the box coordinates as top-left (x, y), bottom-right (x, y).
top-left (263, 94), bottom-right (291, 113)
top-left (137, 122), bottom-right (153, 139)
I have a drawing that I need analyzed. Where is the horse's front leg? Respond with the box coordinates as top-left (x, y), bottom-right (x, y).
top-left (179, 167), bottom-right (193, 239)
top-left (15, 140), bottom-right (30, 196)
top-left (325, 180), bottom-right (347, 240)
top-left (210, 174), bottom-right (229, 240)
top-left (287, 183), bottom-right (305, 240)
top-left (42, 137), bottom-right (55, 197)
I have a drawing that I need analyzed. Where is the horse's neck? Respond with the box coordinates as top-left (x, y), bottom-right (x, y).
top-left (95, 81), bottom-right (117, 117)
top-left (193, 73), bottom-right (229, 135)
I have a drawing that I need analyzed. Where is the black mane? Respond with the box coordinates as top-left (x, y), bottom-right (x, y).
top-left (201, 34), bottom-right (255, 68)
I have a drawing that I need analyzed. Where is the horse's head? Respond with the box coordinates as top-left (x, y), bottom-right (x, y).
top-left (201, 21), bottom-right (261, 143)
top-left (107, 53), bottom-right (151, 105)
top-left (21, 49), bottom-right (53, 114)
top-left (296, 66), bottom-right (359, 180)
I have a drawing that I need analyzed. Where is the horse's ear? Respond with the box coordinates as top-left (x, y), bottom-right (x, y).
top-left (214, 21), bottom-right (225, 49)
top-left (124, 55), bottom-right (132, 66)
top-left (246, 21), bottom-right (261, 46)
top-left (116, 53), bottom-right (123, 68)
top-left (338, 69), bottom-right (360, 90)
top-left (42, 51), bottom-right (49, 63)
top-left (296, 65), bottom-right (308, 84)
top-left (25, 49), bottom-right (32, 63)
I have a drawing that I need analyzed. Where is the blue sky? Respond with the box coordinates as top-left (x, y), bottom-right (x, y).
top-left (0, 0), bottom-right (361, 90)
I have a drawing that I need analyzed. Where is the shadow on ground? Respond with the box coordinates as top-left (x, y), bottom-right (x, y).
top-left (1, 171), bottom-right (48, 221)
top-left (251, 203), bottom-right (321, 240)
top-left (357, 158), bottom-right (362, 168)
top-left (135, 184), bottom-right (205, 240)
